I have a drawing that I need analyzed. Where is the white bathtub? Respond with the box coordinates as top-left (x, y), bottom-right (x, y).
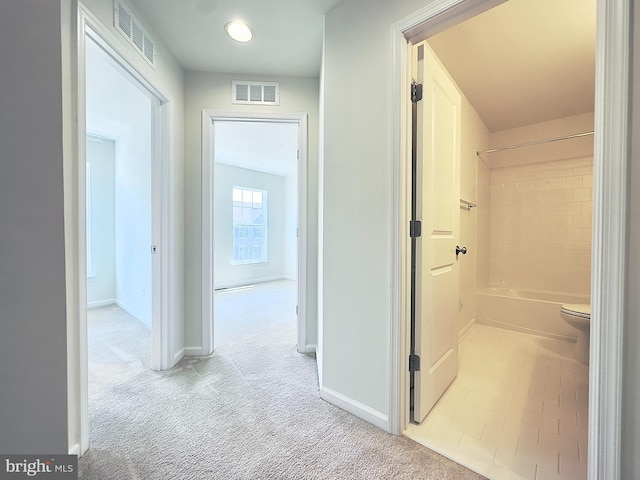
top-left (476, 287), bottom-right (590, 341)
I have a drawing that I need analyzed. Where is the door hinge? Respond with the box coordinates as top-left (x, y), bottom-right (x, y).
top-left (411, 82), bottom-right (423, 103)
top-left (409, 354), bottom-right (421, 372)
top-left (410, 220), bottom-right (422, 238)
top-left (151, 245), bottom-right (158, 254)
top-left (296, 305), bottom-right (299, 315)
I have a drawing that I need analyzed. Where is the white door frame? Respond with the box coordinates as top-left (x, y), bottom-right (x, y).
top-left (76, 4), bottom-right (172, 454)
top-left (201, 111), bottom-right (309, 355)
top-left (389, 1), bottom-right (629, 480)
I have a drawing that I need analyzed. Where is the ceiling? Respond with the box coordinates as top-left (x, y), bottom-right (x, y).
top-left (129, 0), bottom-right (343, 77)
top-left (128, 0), bottom-right (596, 132)
top-left (214, 121), bottom-right (299, 176)
top-left (428, 0), bottom-right (596, 132)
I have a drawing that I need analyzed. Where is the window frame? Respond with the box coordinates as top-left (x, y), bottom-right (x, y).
top-left (231, 186), bottom-right (268, 265)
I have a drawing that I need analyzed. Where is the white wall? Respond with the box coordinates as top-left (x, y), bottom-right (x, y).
top-left (86, 38), bottom-right (153, 327)
top-left (214, 164), bottom-right (287, 288)
top-left (0, 0), bottom-right (68, 454)
top-left (284, 174), bottom-right (298, 279)
top-left (184, 72), bottom-right (319, 352)
top-left (114, 111), bottom-right (153, 327)
top-left (86, 136), bottom-right (116, 306)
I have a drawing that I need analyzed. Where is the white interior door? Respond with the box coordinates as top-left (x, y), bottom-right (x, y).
top-left (412, 41), bottom-right (461, 423)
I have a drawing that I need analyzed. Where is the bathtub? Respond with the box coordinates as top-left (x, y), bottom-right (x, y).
top-left (476, 287), bottom-right (590, 341)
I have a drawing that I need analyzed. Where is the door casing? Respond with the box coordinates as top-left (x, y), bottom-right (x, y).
top-left (201, 111), bottom-right (309, 356)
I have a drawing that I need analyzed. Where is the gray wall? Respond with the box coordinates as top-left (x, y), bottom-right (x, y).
top-left (0, 0), bottom-right (68, 453)
top-left (322, 0), bottom-right (432, 422)
top-left (623, 3), bottom-right (640, 474)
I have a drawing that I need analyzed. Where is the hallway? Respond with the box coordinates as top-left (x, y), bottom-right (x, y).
top-left (81, 290), bottom-right (483, 479)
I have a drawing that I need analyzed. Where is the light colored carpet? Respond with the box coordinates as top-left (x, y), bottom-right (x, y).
top-left (214, 280), bottom-right (297, 349)
top-left (80, 297), bottom-right (485, 480)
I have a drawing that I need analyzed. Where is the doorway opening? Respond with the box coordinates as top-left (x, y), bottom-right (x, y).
top-left (391, 0), bottom-right (628, 479)
top-left (85, 33), bottom-right (156, 369)
top-left (76, 7), bottom-right (171, 453)
top-left (85, 131), bottom-right (154, 368)
top-left (406, 2), bottom-right (594, 478)
top-left (201, 112), bottom-right (309, 356)
top-left (213, 121), bottom-right (300, 350)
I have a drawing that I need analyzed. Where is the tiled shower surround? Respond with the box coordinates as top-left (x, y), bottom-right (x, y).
top-left (487, 156), bottom-right (593, 296)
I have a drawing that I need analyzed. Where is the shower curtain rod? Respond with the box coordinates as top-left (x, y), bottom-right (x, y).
top-left (476, 131), bottom-right (594, 156)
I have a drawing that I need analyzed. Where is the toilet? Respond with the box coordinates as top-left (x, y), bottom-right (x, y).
top-left (560, 304), bottom-right (591, 365)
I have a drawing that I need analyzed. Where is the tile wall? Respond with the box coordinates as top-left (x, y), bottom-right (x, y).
top-left (476, 157), bottom-right (491, 289)
top-left (488, 156), bottom-right (593, 296)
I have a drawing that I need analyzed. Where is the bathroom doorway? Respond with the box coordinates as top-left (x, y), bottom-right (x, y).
top-left (390, 2), bottom-right (620, 478)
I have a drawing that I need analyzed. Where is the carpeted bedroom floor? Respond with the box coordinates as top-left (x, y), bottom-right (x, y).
top-left (79, 282), bottom-right (485, 480)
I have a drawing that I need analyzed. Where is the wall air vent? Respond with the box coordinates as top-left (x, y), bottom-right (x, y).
top-left (114, 0), bottom-right (156, 68)
top-left (232, 81), bottom-right (280, 105)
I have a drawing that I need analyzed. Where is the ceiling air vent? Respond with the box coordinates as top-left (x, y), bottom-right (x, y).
top-left (232, 81), bottom-right (280, 106)
top-left (114, 0), bottom-right (156, 68)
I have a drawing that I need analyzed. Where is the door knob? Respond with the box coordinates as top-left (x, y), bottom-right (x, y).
top-left (456, 245), bottom-right (467, 256)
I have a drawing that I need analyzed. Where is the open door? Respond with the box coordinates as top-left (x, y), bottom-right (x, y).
top-left (410, 42), bottom-right (461, 424)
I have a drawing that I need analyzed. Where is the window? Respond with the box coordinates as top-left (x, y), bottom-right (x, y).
top-left (232, 187), bottom-right (267, 263)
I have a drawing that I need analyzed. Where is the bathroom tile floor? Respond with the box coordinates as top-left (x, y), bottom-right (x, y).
top-left (405, 324), bottom-right (589, 480)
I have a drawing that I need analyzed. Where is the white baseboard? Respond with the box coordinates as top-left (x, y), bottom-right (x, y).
top-left (173, 348), bottom-right (185, 365)
top-left (214, 276), bottom-right (288, 291)
top-left (458, 318), bottom-right (476, 343)
top-left (320, 385), bottom-right (389, 432)
top-left (298, 343), bottom-right (316, 354)
top-left (184, 346), bottom-right (204, 357)
top-left (87, 299), bottom-right (116, 309)
top-left (68, 443), bottom-right (80, 457)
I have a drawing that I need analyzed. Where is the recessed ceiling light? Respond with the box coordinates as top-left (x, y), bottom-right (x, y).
top-left (225, 21), bottom-right (254, 43)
